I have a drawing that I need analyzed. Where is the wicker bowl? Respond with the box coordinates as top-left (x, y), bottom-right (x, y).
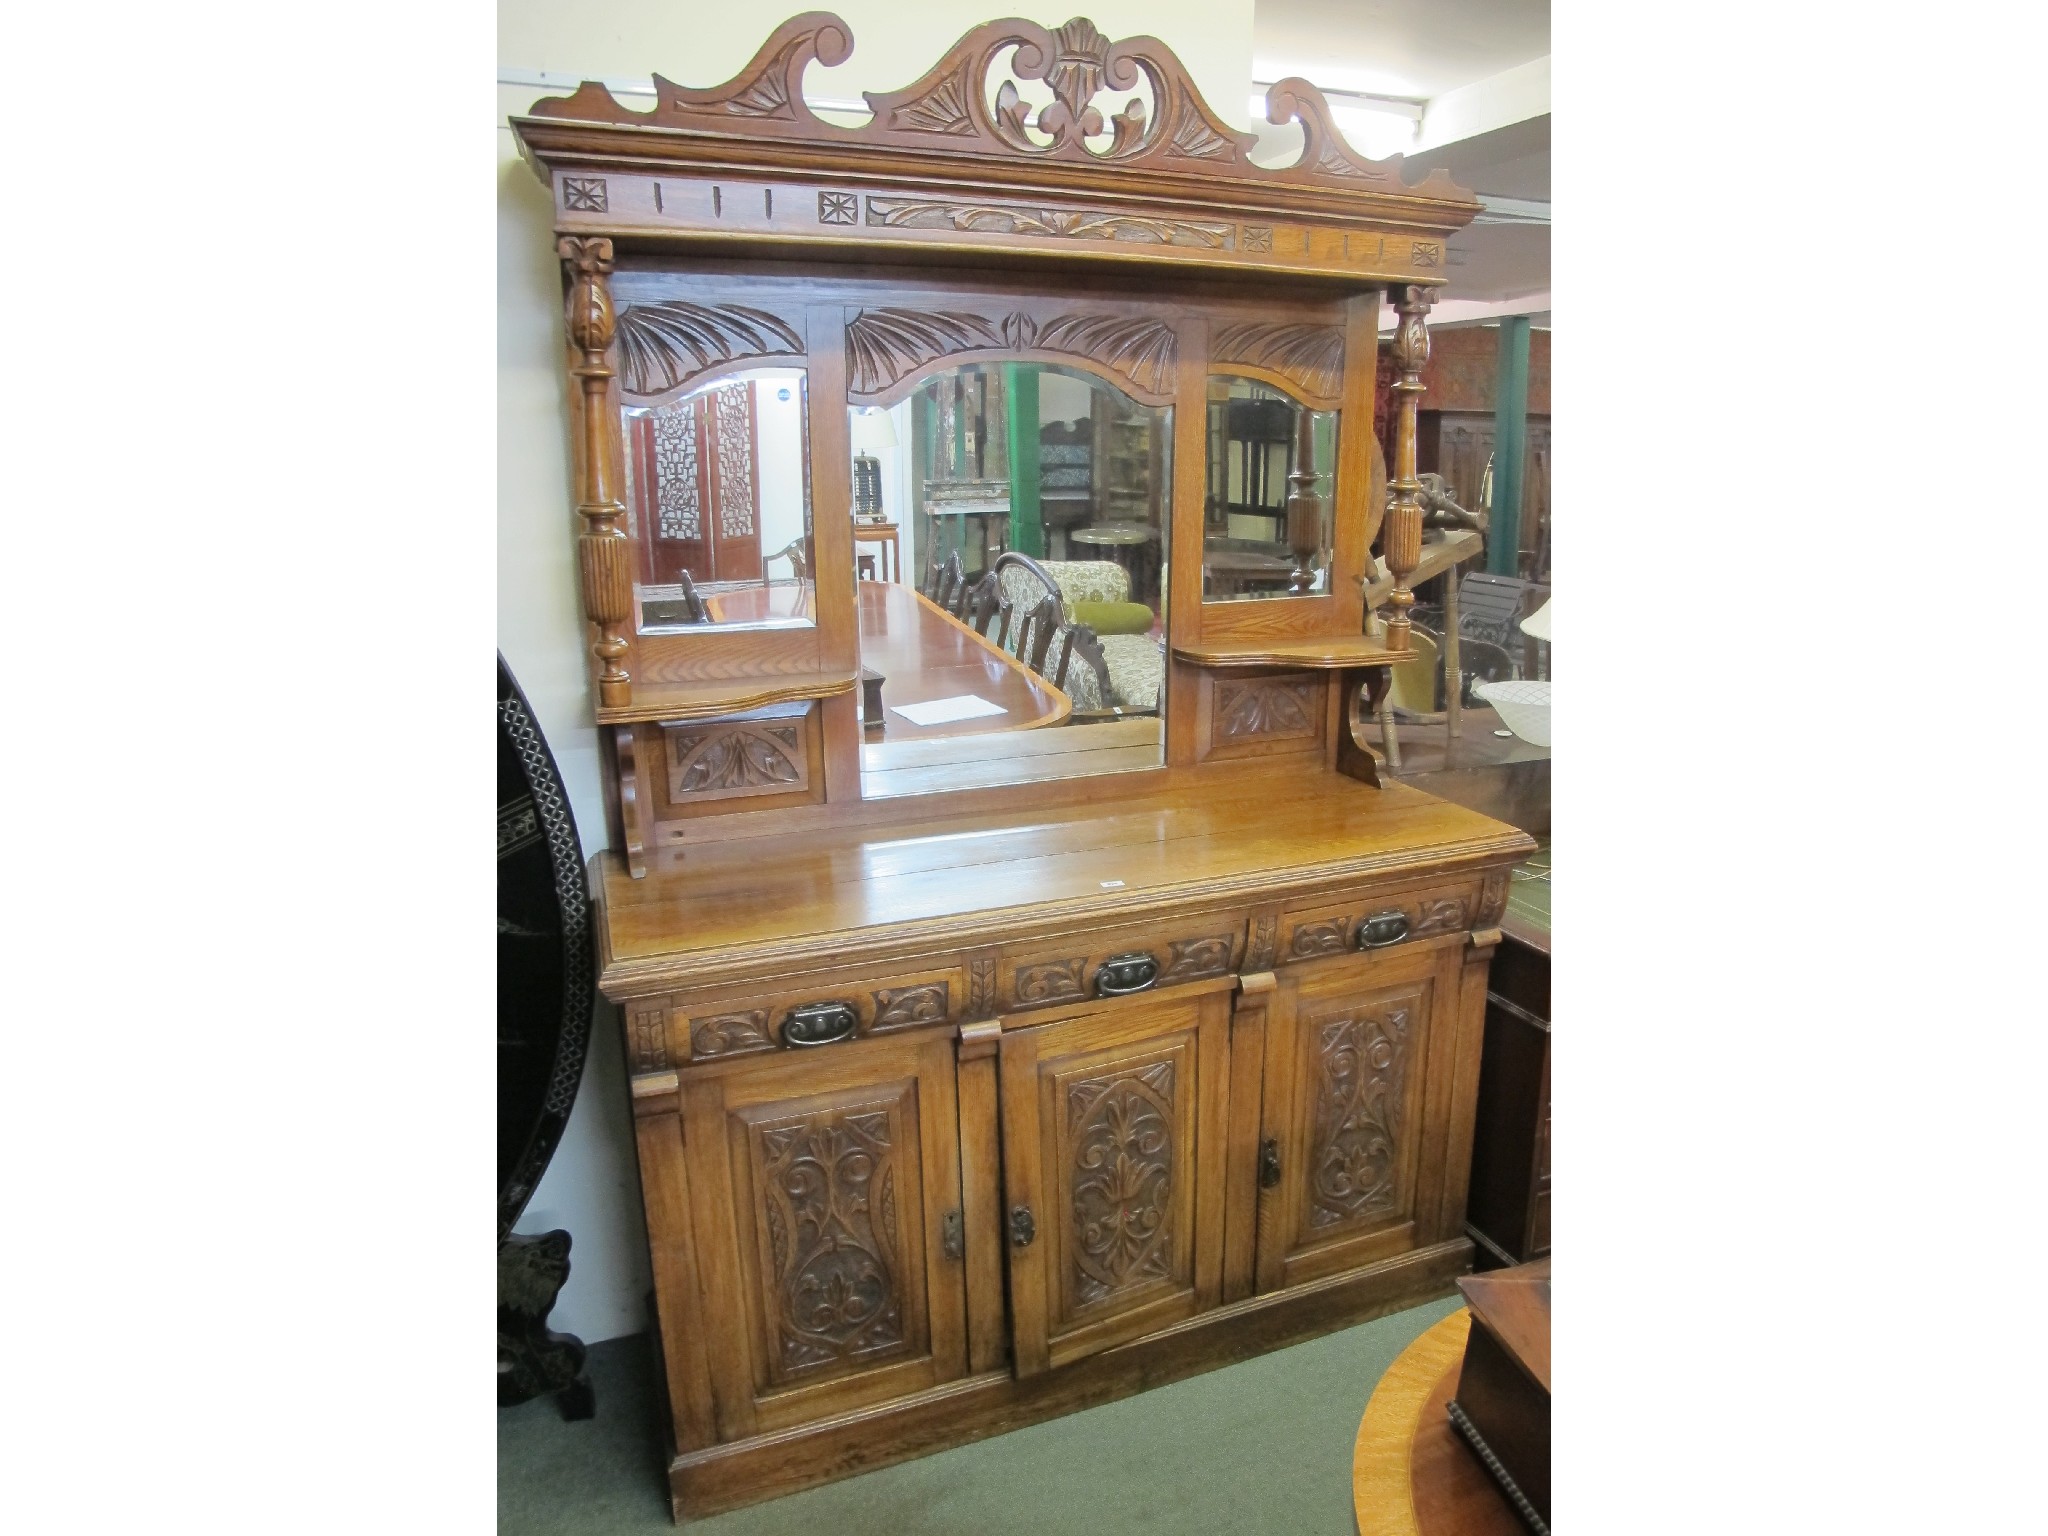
top-left (1473, 680), bottom-right (1551, 748)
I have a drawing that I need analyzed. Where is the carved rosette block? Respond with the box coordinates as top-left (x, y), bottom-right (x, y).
top-left (1384, 285), bottom-right (1434, 652)
top-left (559, 236), bottom-right (632, 707)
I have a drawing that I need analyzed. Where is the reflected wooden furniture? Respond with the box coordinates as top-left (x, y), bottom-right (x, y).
top-left (698, 581), bottom-right (815, 626)
top-left (853, 519), bottom-right (901, 584)
top-left (1353, 1309), bottom-right (1526, 1536)
top-left (510, 14), bottom-right (1523, 1523)
top-left (1468, 888), bottom-right (1550, 1270)
top-left (858, 579), bottom-right (1069, 738)
top-left (924, 494), bottom-right (1011, 580)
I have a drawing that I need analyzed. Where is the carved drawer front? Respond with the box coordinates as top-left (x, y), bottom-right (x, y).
top-left (997, 914), bottom-right (1245, 1017)
top-left (998, 990), bottom-right (1231, 1376)
top-left (1254, 941), bottom-right (1460, 1295)
top-left (1276, 872), bottom-right (1496, 967)
top-left (680, 961), bottom-right (967, 1064)
top-left (678, 1032), bottom-right (969, 1439)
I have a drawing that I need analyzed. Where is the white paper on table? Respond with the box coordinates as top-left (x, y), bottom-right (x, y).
top-left (890, 693), bottom-right (1008, 726)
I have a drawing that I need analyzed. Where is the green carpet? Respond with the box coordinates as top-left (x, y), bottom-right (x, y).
top-left (500, 1293), bottom-right (1464, 1533)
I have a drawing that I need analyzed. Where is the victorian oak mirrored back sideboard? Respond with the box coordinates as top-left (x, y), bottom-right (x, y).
top-left (512, 13), bottom-right (1537, 1521)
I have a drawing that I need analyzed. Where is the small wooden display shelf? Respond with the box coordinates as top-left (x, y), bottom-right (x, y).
top-left (593, 670), bottom-right (860, 727)
top-left (1173, 636), bottom-right (1416, 669)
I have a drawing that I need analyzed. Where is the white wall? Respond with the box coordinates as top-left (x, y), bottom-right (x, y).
top-left (498, 0), bottom-right (1256, 1344)
top-left (751, 372), bottom-right (810, 569)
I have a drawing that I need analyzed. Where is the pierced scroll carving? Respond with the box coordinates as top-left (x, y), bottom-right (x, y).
top-left (629, 1006), bottom-right (670, 1073)
top-left (613, 302), bottom-right (804, 399)
top-left (1158, 934), bottom-right (1235, 984)
top-left (845, 306), bottom-right (1178, 401)
top-left (866, 196), bottom-right (1233, 252)
top-left (752, 1104), bottom-right (908, 1376)
top-left (663, 714), bottom-right (809, 804)
top-left (1015, 957), bottom-right (1086, 1006)
top-left (558, 236), bottom-right (632, 707)
top-left (690, 1009), bottom-right (772, 1058)
top-left (871, 983), bottom-right (949, 1029)
top-left (1211, 321), bottom-right (1346, 405)
top-left (525, 16), bottom-right (1474, 202)
top-left (1067, 1060), bottom-right (1177, 1306)
top-left (649, 398), bottom-right (701, 539)
top-left (1215, 676), bottom-right (1321, 743)
top-left (966, 957), bottom-right (998, 1020)
top-left (1308, 1006), bottom-right (1413, 1228)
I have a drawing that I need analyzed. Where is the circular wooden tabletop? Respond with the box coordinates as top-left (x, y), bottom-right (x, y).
top-left (1352, 1309), bottom-right (1527, 1536)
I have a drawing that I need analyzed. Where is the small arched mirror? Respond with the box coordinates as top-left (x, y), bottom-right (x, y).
top-left (1202, 375), bottom-right (1336, 602)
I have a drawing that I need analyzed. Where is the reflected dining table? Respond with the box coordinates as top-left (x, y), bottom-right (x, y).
top-left (857, 579), bottom-right (1069, 740)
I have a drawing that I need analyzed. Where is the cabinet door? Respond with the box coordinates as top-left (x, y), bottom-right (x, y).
top-left (1254, 942), bottom-right (1462, 1293)
top-left (999, 991), bottom-right (1230, 1376)
top-left (680, 1033), bottom-right (968, 1439)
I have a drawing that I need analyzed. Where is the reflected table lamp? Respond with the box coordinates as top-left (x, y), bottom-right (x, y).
top-left (851, 407), bottom-right (897, 521)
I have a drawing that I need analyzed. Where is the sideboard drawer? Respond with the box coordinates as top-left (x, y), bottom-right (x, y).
top-left (997, 912), bottom-right (1247, 1015)
top-left (1276, 876), bottom-right (1488, 965)
top-left (679, 961), bottom-right (968, 1063)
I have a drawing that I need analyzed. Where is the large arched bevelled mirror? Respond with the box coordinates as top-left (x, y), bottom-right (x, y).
top-left (1202, 375), bottom-right (1337, 602)
top-left (846, 360), bottom-right (1171, 798)
top-left (620, 366), bottom-right (816, 633)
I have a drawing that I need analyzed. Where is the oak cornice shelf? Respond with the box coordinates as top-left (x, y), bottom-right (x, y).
top-left (1172, 637), bottom-right (1416, 669)
top-left (593, 670), bottom-right (859, 726)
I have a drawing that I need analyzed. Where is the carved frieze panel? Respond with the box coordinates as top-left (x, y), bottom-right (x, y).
top-left (1246, 912), bottom-right (1278, 973)
top-left (1306, 1004), bottom-right (1414, 1230)
top-left (1477, 869), bottom-right (1511, 928)
top-left (1158, 933), bottom-right (1236, 985)
top-left (613, 301), bottom-right (805, 400)
top-left (1065, 1059), bottom-right (1177, 1307)
top-left (1211, 321), bottom-right (1346, 406)
top-left (1290, 918), bottom-right (1351, 959)
top-left (845, 307), bottom-right (1178, 404)
top-left (662, 704), bottom-right (812, 806)
top-left (746, 1102), bottom-right (909, 1379)
top-left (1014, 956), bottom-right (1087, 1007)
top-left (965, 957), bottom-right (998, 1020)
top-left (1410, 897), bottom-right (1470, 938)
top-left (690, 1009), bottom-right (772, 1059)
top-left (871, 983), bottom-right (950, 1031)
top-left (865, 195), bottom-right (1233, 252)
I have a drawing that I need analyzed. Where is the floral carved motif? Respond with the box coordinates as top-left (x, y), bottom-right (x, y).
top-left (690, 1009), bottom-right (772, 1058)
top-left (1246, 913), bottom-right (1278, 972)
top-left (1215, 677), bottom-right (1320, 742)
top-left (754, 1106), bottom-right (907, 1375)
top-left (1308, 1007), bottom-right (1412, 1228)
top-left (1290, 919), bottom-right (1350, 959)
top-left (664, 719), bottom-right (808, 804)
top-left (1159, 934), bottom-right (1235, 984)
top-left (613, 302), bottom-right (804, 399)
top-left (1014, 957), bottom-right (1086, 1007)
top-left (1067, 1060), bottom-right (1177, 1306)
top-left (845, 305), bottom-right (1178, 401)
top-left (1477, 870), bottom-right (1510, 927)
top-left (1410, 897), bottom-right (1470, 938)
top-left (1211, 322), bottom-right (1346, 403)
top-left (866, 196), bottom-right (1233, 252)
top-left (871, 983), bottom-right (949, 1029)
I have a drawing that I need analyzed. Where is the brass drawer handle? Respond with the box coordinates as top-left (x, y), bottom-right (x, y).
top-left (1356, 910), bottom-right (1410, 949)
top-left (782, 1002), bottom-right (858, 1047)
top-left (1009, 1204), bottom-right (1037, 1248)
top-left (1095, 952), bottom-right (1160, 996)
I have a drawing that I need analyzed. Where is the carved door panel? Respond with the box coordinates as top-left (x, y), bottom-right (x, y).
top-left (1253, 942), bottom-right (1462, 1294)
top-left (998, 991), bottom-right (1230, 1377)
top-left (679, 1033), bottom-right (967, 1439)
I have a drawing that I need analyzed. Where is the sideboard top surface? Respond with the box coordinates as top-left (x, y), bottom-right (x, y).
top-left (594, 765), bottom-right (1533, 994)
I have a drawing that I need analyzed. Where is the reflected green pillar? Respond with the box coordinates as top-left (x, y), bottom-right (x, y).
top-left (1489, 316), bottom-right (1530, 577)
top-left (1006, 364), bottom-right (1043, 558)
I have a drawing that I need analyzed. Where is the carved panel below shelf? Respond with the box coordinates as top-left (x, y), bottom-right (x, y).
top-left (662, 703), bottom-right (813, 806)
top-left (1212, 675), bottom-right (1323, 752)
